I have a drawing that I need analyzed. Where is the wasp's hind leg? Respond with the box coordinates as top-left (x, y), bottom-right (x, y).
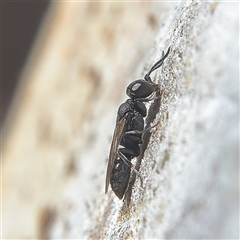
top-left (118, 151), bottom-right (141, 177)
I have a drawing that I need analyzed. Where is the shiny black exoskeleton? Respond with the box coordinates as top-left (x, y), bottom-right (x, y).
top-left (106, 47), bottom-right (170, 199)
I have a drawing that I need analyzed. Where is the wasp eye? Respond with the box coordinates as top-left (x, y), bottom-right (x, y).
top-left (126, 80), bottom-right (156, 99)
top-left (131, 82), bottom-right (141, 91)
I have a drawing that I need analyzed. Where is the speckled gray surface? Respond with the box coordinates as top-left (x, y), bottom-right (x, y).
top-left (85, 1), bottom-right (239, 239)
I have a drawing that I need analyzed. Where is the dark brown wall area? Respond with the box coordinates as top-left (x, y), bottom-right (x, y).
top-left (1, 2), bottom-right (49, 124)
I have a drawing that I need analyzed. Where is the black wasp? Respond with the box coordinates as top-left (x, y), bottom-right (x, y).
top-left (105, 47), bottom-right (170, 199)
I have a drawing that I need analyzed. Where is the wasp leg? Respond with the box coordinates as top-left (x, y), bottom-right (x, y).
top-left (138, 85), bottom-right (163, 103)
top-left (124, 120), bottom-right (160, 136)
top-left (118, 151), bottom-right (141, 177)
top-left (137, 94), bottom-right (159, 103)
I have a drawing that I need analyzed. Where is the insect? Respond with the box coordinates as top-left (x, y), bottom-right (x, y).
top-left (105, 47), bottom-right (170, 199)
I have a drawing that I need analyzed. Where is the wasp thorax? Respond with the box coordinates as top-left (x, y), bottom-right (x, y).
top-left (126, 79), bottom-right (156, 99)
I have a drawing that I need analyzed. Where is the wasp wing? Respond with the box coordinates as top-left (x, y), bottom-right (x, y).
top-left (105, 117), bottom-right (127, 194)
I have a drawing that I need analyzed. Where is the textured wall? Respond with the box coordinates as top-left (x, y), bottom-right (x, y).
top-left (2, 1), bottom-right (239, 239)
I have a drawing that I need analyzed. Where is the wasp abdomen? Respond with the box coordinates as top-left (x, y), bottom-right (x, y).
top-left (110, 161), bottom-right (131, 199)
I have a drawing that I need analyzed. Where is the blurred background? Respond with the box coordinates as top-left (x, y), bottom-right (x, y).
top-left (2, 2), bottom-right (49, 124)
top-left (2, 1), bottom-right (177, 238)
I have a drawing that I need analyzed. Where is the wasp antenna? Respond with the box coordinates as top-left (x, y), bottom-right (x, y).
top-left (144, 47), bottom-right (171, 82)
